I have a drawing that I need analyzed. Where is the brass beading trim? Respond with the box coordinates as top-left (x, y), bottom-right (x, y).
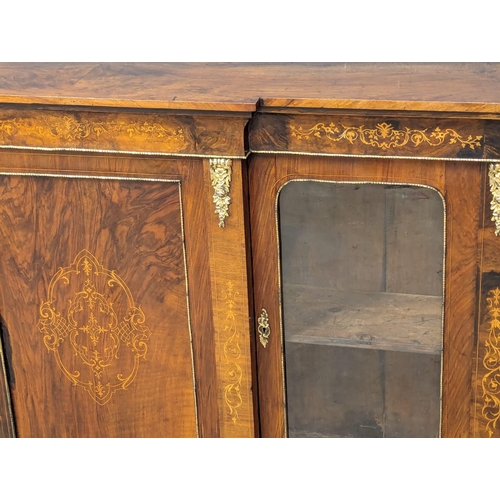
top-left (0, 143), bottom-right (247, 159)
top-left (252, 149), bottom-right (496, 162)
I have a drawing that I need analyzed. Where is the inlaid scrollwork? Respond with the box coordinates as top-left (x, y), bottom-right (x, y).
top-left (222, 281), bottom-right (243, 422)
top-left (0, 115), bottom-right (185, 143)
top-left (36, 249), bottom-right (152, 405)
top-left (290, 122), bottom-right (483, 151)
top-left (482, 287), bottom-right (500, 437)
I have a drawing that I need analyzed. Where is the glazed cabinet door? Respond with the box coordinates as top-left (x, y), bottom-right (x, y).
top-left (250, 154), bottom-right (480, 438)
top-left (0, 151), bottom-right (222, 437)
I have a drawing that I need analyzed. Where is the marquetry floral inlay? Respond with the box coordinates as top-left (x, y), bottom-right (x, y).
top-left (37, 250), bottom-right (152, 405)
top-left (0, 114), bottom-right (185, 143)
top-left (290, 122), bottom-right (482, 151)
top-left (482, 287), bottom-right (500, 437)
top-left (222, 281), bottom-right (243, 422)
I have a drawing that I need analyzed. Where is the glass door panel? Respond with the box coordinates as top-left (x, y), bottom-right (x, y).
top-left (279, 181), bottom-right (445, 438)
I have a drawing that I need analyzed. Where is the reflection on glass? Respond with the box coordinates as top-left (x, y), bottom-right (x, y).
top-left (279, 182), bottom-right (444, 438)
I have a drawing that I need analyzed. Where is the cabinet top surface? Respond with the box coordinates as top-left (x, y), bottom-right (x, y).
top-left (1, 63), bottom-right (500, 114)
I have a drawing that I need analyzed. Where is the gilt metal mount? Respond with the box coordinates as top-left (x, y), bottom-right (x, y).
top-left (209, 158), bottom-right (233, 227)
top-left (489, 163), bottom-right (500, 236)
top-left (258, 309), bottom-right (270, 348)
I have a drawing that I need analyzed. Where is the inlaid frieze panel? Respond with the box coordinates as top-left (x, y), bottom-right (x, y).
top-left (0, 108), bottom-right (248, 157)
top-left (249, 113), bottom-right (494, 160)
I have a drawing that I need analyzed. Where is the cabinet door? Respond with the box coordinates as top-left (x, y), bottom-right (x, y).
top-left (0, 151), bottom-right (219, 437)
top-left (250, 155), bottom-right (480, 437)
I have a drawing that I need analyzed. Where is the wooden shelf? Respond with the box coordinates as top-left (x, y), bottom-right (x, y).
top-left (288, 430), bottom-right (347, 438)
top-left (283, 284), bottom-right (443, 354)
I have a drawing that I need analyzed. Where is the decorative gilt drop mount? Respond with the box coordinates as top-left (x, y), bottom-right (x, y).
top-left (36, 250), bottom-right (152, 405)
top-left (258, 309), bottom-right (270, 348)
top-left (290, 122), bottom-right (483, 151)
top-left (210, 158), bottom-right (233, 227)
top-left (489, 163), bottom-right (500, 236)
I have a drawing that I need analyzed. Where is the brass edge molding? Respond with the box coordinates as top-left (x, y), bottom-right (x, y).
top-left (482, 287), bottom-right (500, 437)
top-left (251, 149), bottom-right (495, 162)
top-left (2, 141), bottom-right (496, 161)
top-left (209, 158), bottom-right (233, 227)
top-left (222, 281), bottom-right (243, 423)
top-left (290, 122), bottom-right (483, 151)
top-left (177, 183), bottom-right (200, 435)
top-left (0, 171), bottom-right (199, 436)
top-left (274, 179), bottom-right (446, 438)
top-left (0, 144), bottom-right (247, 159)
top-left (489, 163), bottom-right (500, 236)
top-left (258, 309), bottom-right (270, 348)
top-left (0, 171), bottom-right (180, 182)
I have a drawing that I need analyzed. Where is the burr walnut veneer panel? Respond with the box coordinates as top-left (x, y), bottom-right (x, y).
top-left (0, 149), bottom-right (229, 437)
top-left (0, 175), bottom-right (198, 437)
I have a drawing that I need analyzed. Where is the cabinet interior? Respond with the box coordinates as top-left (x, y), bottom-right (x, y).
top-left (279, 180), bottom-right (445, 437)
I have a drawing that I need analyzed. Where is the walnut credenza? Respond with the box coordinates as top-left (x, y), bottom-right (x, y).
top-left (1, 63), bottom-right (500, 437)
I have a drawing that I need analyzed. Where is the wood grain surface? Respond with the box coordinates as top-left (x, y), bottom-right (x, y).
top-left (284, 285), bottom-right (443, 354)
top-left (0, 331), bottom-right (15, 437)
top-left (204, 159), bottom-right (255, 437)
top-left (285, 343), bottom-right (441, 438)
top-left (0, 175), bottom-right (198, 437)
top-left (1, 63), bottom-right (500, 114)
top-left (440, 161), bottom-right (481, 437)
top-left (0, 151), bottom-right (221, 437)
top-left (249, 154), bottom-right (285, 437)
